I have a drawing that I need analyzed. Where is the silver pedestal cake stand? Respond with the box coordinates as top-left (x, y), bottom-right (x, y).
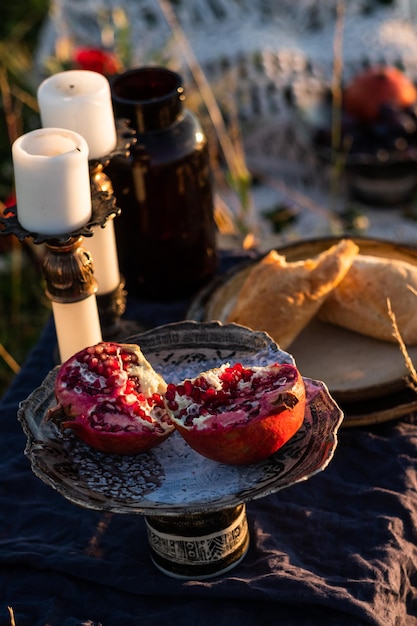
top-left (18, 321), bottom-right (343, 579)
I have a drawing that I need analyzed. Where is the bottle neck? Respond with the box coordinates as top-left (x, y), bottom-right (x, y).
top-left (111, 67), bottom-right (185, 133)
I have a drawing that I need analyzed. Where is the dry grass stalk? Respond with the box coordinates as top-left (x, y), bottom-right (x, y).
top-left (0, 342), bottom-right (21, 375)
top-left (331, 1), bottom-right (345, 157)
top-left (213, 193), bottom-right (239, 235)
top-left (157, 0), bottom-right (248, 181)
top-left (0, 68), bottom-right (21, 146)
top-left (156, 0), bottom-right (255, 238)
top-left (387, 297), bottom-right (417, 393)
top-left (8, 606), bottom-right (16, 626)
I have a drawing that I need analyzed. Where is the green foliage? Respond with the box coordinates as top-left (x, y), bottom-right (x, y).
top-left (0, 2), bottom-right (47, 197)
top-left (0, 0), bottom-right (49, 45)
top-left (0, 0), bottom-right (50, 397)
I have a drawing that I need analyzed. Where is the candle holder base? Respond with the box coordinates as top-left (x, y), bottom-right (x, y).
top-left (0, 201), bottom-right (122, 340)
top-left (145, 504), bottom-right (249, 580)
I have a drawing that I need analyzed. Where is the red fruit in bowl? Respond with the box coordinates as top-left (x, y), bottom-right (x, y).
top-left (164, 362), bottom-right (306, 465)
top-left (343, 66), bottom-right (417, 123)
top-left (49, 342), bottom-right (174, 455)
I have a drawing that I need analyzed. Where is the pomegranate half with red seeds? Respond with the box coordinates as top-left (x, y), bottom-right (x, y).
top-left (49, 342), bottom-right (174, 455)
top-left (164, 362), bottom-right (306, 465)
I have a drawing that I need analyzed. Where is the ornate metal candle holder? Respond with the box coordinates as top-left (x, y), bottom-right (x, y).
top-left (0, 120), bottom-right (136, 339)
top-left (0, 193), bottom-right (118, 334)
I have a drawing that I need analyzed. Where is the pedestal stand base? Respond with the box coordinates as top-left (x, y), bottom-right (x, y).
top-left (145, 504), bottom-right (249, 579)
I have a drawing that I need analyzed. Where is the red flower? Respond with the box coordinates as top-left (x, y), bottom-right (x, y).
top-left (4, 194), bottom-right (16, 209)
top-left (73, 48), bottom-right (121, 76)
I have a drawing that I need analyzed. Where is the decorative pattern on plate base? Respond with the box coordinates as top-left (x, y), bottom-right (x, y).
top-left (145, 504), bottom-right (249, 579)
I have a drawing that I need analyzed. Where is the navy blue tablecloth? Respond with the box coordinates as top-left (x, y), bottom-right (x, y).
top-left (1, 250), bottom-right (417, 626)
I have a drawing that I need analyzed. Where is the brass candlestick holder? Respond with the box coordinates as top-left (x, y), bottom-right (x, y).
top-left (0, 120), bottom-right (136, 340)
top-left (0, 191), bottom-right (118, 336)
top-left (43, 235), bottom-right (97, 303)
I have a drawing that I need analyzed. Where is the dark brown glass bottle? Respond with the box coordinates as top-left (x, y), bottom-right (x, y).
top-left (106, 66), bottom-right (218, 300)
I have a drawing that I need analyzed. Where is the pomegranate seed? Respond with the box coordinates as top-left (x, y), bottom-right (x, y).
top-left (165, 384), bottom-right (176, 401)
top-left (194, 376), bottom-right (208, 390)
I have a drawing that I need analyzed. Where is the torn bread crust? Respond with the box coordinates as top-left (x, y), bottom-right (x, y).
top-left (319, 253), bottom-right (417, 344)
top-left (226, 239), bottom-right (359, 349)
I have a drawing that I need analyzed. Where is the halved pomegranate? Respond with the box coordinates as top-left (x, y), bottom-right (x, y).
top-left (48, 342), bottom-right (174, 455)
top-left (164, 362), bottom-right (306, 465)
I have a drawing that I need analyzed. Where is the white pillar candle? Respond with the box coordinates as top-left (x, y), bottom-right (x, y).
top-left (37, 70), bottom-right (117, 160)
top-left (53, 297), bottom-right (102, 363)
top-left (12, 128), bottom-right (92, 235)
top-left (85, 221), bottom-right (120, 294)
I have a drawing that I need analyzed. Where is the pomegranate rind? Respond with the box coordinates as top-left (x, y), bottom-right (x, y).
top-left (165, 362), bottom-right (306, 465)
top-left (62, 414), bottom-right (173, 455)
top-left (52, 341), bottom-right (174, 455)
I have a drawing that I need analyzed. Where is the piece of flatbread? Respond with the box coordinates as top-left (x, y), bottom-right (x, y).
top-left (318, 253), bottom-right (417, 344)
top-left (226, 239), bottom-right (359, 349)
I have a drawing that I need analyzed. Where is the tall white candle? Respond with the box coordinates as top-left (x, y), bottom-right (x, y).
top-left (85, 222), bottom-right (120, 293)
top-left (12, 128), bottom-right (92, 235)
top-left (53, 297), bottom-right (102, 363)
top-left (37, 70), bottom-right (117, 160)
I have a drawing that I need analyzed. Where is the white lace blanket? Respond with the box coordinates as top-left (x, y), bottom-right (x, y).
top-left (36, 0), bottom-right (417, 246)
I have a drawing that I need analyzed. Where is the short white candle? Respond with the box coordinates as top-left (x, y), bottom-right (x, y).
top-left (53, 297), bottom-right (102, 363)
top-left (85, 221), bottom-right (120, 294)
top-left (12, 128), bottom-right (92, 235)
top-left (37, 70), bottom-right (117, 160)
